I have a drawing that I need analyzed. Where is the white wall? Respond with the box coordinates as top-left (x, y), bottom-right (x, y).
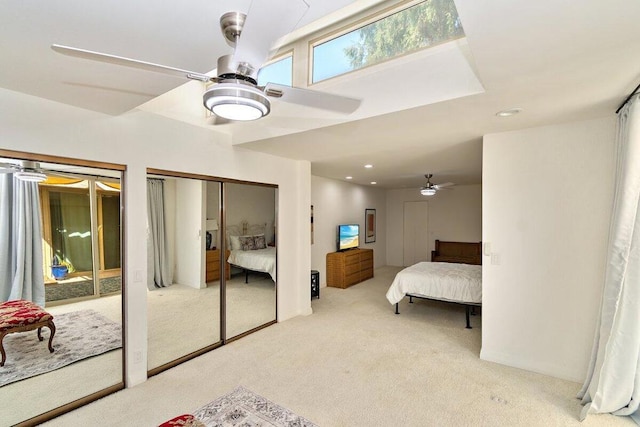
top-left (482, 116), bottom-right (615, 382)
top-left (163, 178), bottom-right (176, 282)
top-left (311, 175), bottom-right (387, 286)
top-left (386, 185), bottom-right (482, 266)
top-left (173, 179), bottom-right (205, 288)
top-left (205, 181), bottom-right (220, 248)
top-left (225, 183), bottom-right (276, 244)
top-left (0, 88), bottom-right (312, 387)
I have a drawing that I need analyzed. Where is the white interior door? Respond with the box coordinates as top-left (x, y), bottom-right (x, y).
top-left (403, 201), bottom-right (429, 266)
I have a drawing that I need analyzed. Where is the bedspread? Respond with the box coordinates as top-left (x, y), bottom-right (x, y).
top-left (386, 262), bottom-right (481, 305)
top-left (227, 247), bottom-right (276, 281)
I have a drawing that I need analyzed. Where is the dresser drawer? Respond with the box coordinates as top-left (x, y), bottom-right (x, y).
top-left (361, 259), bottom-right (373, 271)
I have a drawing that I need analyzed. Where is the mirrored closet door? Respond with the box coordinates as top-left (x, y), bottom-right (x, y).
top-left (0, 151), bottom-right (124, 426)
top-left (146, 173), bottom-right (222, 372)
top-left (224, 182), bottom-right (277, 340)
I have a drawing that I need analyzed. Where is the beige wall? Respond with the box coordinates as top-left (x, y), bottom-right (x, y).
top-left (310, 175), bottom-right (387, 286)
top-left (0, 88), bottom-right (312, 387)
top-left (482, 116), bottom-right (615, 382)
top-left (385, 185), bottom-right (482, 266)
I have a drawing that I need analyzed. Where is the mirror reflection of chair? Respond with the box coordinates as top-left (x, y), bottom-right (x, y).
top-left (0, 300), bottom-right (56, 367)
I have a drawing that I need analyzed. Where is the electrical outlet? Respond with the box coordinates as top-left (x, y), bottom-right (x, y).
top-left (133, 351), bottom-right (142, 363)
top-left (491, 253), bottom-right (501, 265)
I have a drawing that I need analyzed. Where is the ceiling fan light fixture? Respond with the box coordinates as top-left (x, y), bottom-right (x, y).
top-left (420, 187), bottom-right (436, 196)
top-left (203, 82), bottom-right (270, 121)
top-left (14, 170), bottom-right (47, 183)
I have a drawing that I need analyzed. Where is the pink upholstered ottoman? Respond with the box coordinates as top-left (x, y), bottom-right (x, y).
top-left (0, 299), bottom-right (55, 367)
top-left (159, 414), bottom-right (205, 427)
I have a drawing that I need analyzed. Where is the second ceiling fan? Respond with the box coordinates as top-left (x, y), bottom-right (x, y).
top-left (420, 174), bottom-right (454, 196)
top-left (52, 0), bottom-right (360, 122)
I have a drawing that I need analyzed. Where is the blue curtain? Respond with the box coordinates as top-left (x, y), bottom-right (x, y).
top-left (0, 174), bottom-right (45, 306)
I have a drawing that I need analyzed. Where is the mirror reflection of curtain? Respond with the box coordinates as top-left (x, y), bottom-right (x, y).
top-left (147, 178), bottom-right (172, 289)
top-left (49, 191), bottom-right (93, 272)
top-left (100, 194), bottom-right (121, 270)
top-left (0, 174), bottom-right (45, 306)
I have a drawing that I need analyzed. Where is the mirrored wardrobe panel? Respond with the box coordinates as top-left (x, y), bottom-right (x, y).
top-left (0, 152), bottom-right (124, 426)
top-left (224, 182), bottom-right (277, 340)
top-left (146, 174), bottom-right (222, 372)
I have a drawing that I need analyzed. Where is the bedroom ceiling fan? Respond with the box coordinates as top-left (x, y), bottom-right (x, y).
top-left (51, 1), bottom-right (361, 122)
top-left (420, 174), bottom-right (454, 196)
top-left (0, 160), bottom-right (48, 182)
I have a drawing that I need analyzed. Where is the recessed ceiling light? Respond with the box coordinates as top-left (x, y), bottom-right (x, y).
top-left (345, 176), bottom-right (353, 180)
top-left (496, 108), bottom-right (522, 117)
top-left (364, 164), bottom-right (373, 168)
top-left (371, 181), bottom-right (377, 185)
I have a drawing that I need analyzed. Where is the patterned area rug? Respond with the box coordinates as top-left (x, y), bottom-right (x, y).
top-left (193, 386), bottom-right (318, 427)
top-left (0, 309), bottom-right (121, 387)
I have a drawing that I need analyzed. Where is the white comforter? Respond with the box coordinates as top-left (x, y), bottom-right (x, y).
top-left (227, 247), bottom-right (276, 281)
top-left (386, 262), bottom-right (482, 305)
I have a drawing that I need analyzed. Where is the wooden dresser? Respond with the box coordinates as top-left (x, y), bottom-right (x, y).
top-left (326, 248), bottom-right (374, 288)
top-left (206, 249), bottom-right (230, 282)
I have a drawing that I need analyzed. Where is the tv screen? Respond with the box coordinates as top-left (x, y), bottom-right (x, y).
top-left (337, 224), bottom-right (359, 251)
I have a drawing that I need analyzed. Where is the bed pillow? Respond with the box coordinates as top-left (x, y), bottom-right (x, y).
top-left (229, 235), bottom-right (242, 251)
top-left (239, 235), bottom-right (256, 251)
top-left (254, 234), bottom-right (267, 249)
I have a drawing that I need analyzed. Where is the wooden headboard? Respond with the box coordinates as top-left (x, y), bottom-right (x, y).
top-left (431, 240), bottom-right (482, 265)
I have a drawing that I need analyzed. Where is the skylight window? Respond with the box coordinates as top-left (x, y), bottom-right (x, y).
top-left (258, 54), bottom-right (293, 87)
top-left (311, 0), bottom-right (465, 83)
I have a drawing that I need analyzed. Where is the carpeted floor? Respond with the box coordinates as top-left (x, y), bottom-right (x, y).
top-left (0, 309), bottom-right (121, 387)
top-left (40, 266), bottom-right (634, 427)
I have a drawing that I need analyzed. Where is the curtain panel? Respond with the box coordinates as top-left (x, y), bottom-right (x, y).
top-left (0, 174), bottom-right (46, 306)
top-left (147, 178), bottom-right (172, 289)
top-left (579, 94), bottom-right (640, 420)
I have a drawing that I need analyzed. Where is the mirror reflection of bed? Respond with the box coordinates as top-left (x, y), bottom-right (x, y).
top-left (145, 176), bottom-right (277, 371)
top-left (146, 175), bottom-right (222, 372)
top-left (0, 153), bottom-right (123, 426)
top-left (224, 183), bottom-right (276, 340)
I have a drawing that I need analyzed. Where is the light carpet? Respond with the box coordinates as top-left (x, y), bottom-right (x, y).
top-left (0, 309), bottom-right (121, 387)
top-left (192, 386), bottom-right (318, 427)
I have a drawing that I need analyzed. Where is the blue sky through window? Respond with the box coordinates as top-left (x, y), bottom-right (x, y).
top-left (257, 56), bottom-right (293, 87)
top-left (312, 32), bottom-right (360, 83)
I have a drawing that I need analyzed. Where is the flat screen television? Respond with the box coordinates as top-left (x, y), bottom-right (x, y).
top-left (337, 224), bottom-right (359, 251)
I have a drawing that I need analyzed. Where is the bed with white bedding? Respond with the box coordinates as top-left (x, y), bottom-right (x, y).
top-left (227, 247), bottom-right (276, 282)
top-left (226, 222), bottom-right (276, 283)
top-left (386, 261), bottom-right (482, 328)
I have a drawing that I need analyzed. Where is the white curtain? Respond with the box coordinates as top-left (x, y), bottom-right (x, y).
top-left (0, 174), bottom-right (46, 306)
top-left (147, 178), bottom-right (172, 289)
top-left (579, 93), bottom-right (640, 420)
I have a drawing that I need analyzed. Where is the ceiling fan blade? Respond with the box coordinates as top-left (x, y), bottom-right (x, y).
top-left (434, 182), bottom-right (455, 189)
top-left (232, 0), bottom-right (309, 79)
top-left (265, 83), bottom-right (361, 114)
top-left (51, 44), bottom-right (213, 82)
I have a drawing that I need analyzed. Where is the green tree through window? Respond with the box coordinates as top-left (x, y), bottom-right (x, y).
top-left (312, 0), bottom-right (463, 82)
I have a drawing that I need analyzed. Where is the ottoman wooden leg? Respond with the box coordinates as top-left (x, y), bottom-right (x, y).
top-left (0, 330), bottom-right (6, 367)
top-left (46, 320), bottom-right (55, 353)
top-left (37, 320), bottom-right (56, 353)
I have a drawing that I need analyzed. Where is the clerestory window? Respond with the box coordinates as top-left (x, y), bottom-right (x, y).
top-left (311, 0), bottom-right (465, 83)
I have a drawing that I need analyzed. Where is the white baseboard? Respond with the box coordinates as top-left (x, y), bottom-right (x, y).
top-left (480, 348), bottom-right (584, 384)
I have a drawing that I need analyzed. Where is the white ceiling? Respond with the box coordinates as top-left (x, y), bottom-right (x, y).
top-left (2, 0), bottom-right (640, 190)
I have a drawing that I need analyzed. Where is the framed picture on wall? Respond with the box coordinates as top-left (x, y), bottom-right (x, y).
top-left (365, 208), bottom-right (376, 243)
